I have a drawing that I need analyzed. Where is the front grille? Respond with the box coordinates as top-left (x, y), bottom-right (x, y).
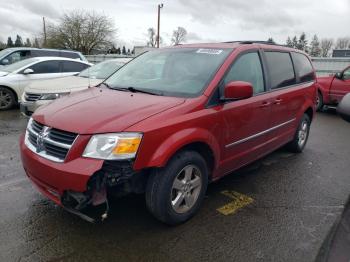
top-left (25, 119), bottom-right (78, 162)
top-left (25, 92), bottom-right (41, 102)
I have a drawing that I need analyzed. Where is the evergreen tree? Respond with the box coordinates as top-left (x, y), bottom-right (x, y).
top-left (116, 47), bottom-right (121, 54)
top-left (7, 37), bottom-right (14, 47)
top-left (14, 35), bottom-right (23, 47)
top-left (286, 37), bottom-right (293, 47)
top-left (25, 38), bottom-right (31, 47)
top-left (127, 48), bottom-right (130, 55)
top-left (297, 32), bottom-right (308, 52)
top-left (122, 46), bottom-right (126, 55)
top-left (267, 37), bottom-right (275, 44)
top-left (310, 35), bottom-right (321, 57)
top-left (292, 36), bottom-right (298, 49)
top-left (33, 38), bottom-right (40, 48)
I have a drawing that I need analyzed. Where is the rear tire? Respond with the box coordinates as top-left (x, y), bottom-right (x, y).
top-left (0, 87), bottom-right (16, 110)
top-left (287, 114), bottom-right (311, 153)
top-left (145, 150), bottom-right (208, 225)
top-left (316, 91), bottom-right (324, 112)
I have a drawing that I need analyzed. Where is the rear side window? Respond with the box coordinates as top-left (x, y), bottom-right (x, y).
top-left (62, 61), bottom-right (89, 72)
top-left (223, 52), bottom-right (265, 94)
top-left (265, 52), bottom-right (296, 89)
top-left (292, 52), bottom-right (315, 83)
top-left (60, 52), bottom-right (80, 60)
top-left (29, 61), bottom-right (61, 74)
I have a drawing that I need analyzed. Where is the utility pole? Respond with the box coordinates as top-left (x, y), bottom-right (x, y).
top-left (157, 3), bottom-right (164, 48)
top-left (43, 17), bottom-right (47, 47)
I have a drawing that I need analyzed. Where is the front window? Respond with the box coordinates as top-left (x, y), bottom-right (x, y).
top-left (79, 60), bottom-right (125, 79)
top-left (104, 48), bottom-right (232, 97)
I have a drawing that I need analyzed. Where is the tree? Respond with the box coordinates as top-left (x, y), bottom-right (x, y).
top-left (25, 38), bottom-right (31, 47)
top-left (335, 37), bottom-right (350, 49)
top-left (297, 32), bottom-right (308, 52)
top-left (14, 35), bottom-right (23, 47)
top-left (7, 37), bottom-right (14, 47)
top-left (147, 28), bottom-right (157, 47)
top-left (127, 48), bottom-right (130, 55)
top-left (292, 36), bottom-right (298, 49)
top-left (0, 41), bottom-right (6, 50)
top-left (122, 46), bottom-right (126, 55)
top-left (267, 37), bottom-right (275, 44)
top-left (33, 38), bottom-right (41, 48)
top-left (310, 35), bottom-right (321, 57)
top-left (171, 27), bottom-right (187, 45)
top-left (320, 38), bottom-right (334, 57)
top-left (286, 37), bottom-right (293, 47)
top-left (46, 10), bottom-right (116, 54)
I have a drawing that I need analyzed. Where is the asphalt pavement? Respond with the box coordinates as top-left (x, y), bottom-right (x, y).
top-left (1, 109), bottom-right (350, 262)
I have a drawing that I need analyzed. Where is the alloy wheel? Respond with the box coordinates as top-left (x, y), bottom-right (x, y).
top-left (171, 165), bottom-right (202, 214)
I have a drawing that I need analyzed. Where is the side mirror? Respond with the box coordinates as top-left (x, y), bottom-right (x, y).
top-left (23, 68), bottom-right (34, 75)
top-left (222, 81), bottom-right (253, 101)
top-left (338, 93), bottom-right (350, 123)
top-left (1, 59), bottom-right (9, 65)
top-left (335, 72), bottom-right (343, 79)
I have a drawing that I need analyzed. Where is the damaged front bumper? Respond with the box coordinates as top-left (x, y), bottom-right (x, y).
top-left (20, 135), bottom-right (145, 223)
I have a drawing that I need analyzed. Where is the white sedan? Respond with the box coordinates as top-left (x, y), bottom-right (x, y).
top-left (20, 58), bottom-right (131, 116)
top-left (0, 57), bottom-right (91, 110)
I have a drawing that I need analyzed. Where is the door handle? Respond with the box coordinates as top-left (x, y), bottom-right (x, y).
top-left (274, 98), bottom-right (283, 104)
top-left (259, 101), bottom-right (271, 108)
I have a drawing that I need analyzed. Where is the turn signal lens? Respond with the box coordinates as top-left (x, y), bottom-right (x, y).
top-left (113, 137), bottom-right (142, 154)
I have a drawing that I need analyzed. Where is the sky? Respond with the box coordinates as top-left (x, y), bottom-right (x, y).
top-left (0, 0), bottom-right (349, 49)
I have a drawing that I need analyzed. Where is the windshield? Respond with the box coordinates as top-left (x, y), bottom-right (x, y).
top-left (79, 60), bottom-right (126, 79)
top-left (0, 49), bottom-right (12, 58)
top-left (104, 48), bottom-right (232, 97)
top-left (1, 58), bottom-right (39, 73)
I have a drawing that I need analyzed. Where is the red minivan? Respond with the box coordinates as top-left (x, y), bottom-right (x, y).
top-left (20, 42), bottom-right (316, 225)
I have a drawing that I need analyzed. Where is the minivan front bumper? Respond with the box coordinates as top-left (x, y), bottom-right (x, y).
top-left (19, 134), bottom-right (104, 204)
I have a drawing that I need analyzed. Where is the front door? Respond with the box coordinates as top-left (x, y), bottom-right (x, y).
top-left (330, 67), bottom-right (350, 103)
top-left (16, 60), bottom-right (62, 98)
top-left (217, 51), bottom-right (273, 175)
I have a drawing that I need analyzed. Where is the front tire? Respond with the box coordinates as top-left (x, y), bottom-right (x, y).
top-left (145, 150), bottom-right (208, 225)
top-left (0, 87), bottom-right (16, 110)
top-left (287, 114), bottom-right (311, 153)
top-left (316, 91), bottom-right (324, 112)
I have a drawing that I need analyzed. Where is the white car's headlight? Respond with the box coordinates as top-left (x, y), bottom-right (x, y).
top-left (83, 133), bottom-right (143, 160)
top-left (40, 92), bottom-right (70, 100)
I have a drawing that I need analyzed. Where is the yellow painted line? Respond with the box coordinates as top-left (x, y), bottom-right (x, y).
top-left (217, 190), bottom-right (254, 216)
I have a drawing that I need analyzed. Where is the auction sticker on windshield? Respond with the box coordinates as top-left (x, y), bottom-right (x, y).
top-left (196, 49), bottom-right (223, 55)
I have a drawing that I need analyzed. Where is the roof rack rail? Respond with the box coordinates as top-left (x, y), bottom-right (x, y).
top-left (223, 40), bottom-right (287, 47)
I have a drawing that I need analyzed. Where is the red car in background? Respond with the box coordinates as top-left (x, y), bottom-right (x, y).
top-left (316, 66), bottom-right (350, 111)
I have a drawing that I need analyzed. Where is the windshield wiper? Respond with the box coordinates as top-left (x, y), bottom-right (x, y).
top-left (99, 83), bottom-right (162, 96)
top-left (126, 87), bottom-right (163, 96)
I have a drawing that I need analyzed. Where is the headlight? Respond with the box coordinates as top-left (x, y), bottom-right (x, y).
top-left (40, 92), bottom-right (70, 100)
top-left (83, 133), bottom-right (142, 160)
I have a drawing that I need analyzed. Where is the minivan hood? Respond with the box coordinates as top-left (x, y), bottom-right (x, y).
top-left (33, 86), bottom-right (186, 134)
top-left (25, 76), bottom-right (102, 93)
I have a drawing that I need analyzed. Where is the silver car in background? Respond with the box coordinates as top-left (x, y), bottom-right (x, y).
top-left (0, 57), bottom-right (91, 110)
top-left (20, 58), bottom-right (131, 116)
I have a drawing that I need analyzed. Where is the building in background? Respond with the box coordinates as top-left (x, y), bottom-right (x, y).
top-left (333, 49), bottom-right (350, 57)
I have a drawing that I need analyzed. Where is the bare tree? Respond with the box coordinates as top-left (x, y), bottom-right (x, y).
top-left (335, 37), bottom-right (350, 49)
top-left (46, 10), bottom-right (116, 54)
top-left (320, 38), bottom-right (334, 57)
top-left (147, 28), bottom-right (157, 47)
top-left (171, 27), bottom-right (187, 45)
